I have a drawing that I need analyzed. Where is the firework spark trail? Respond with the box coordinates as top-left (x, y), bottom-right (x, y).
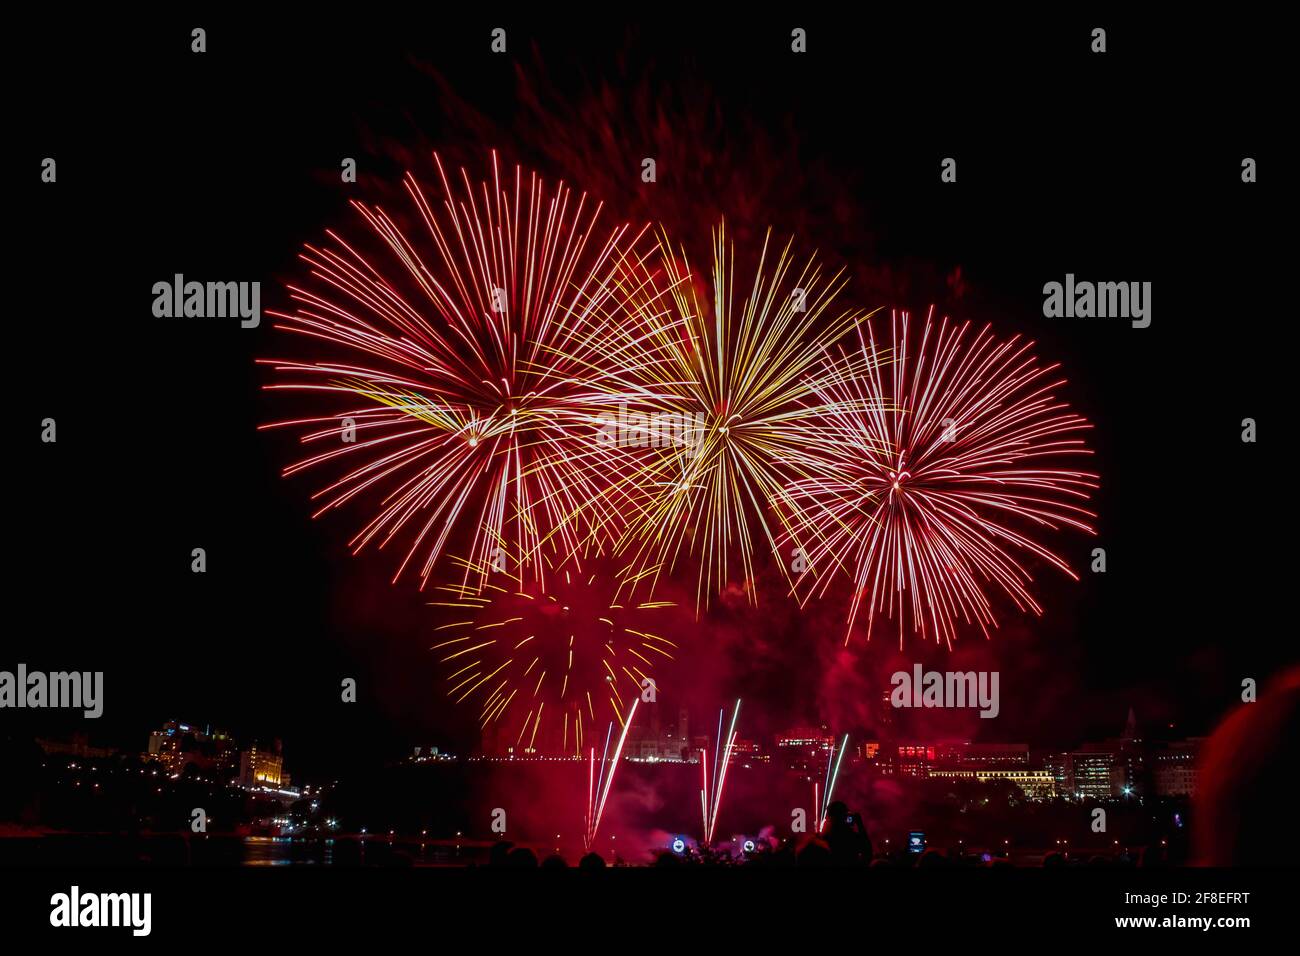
top-left (259, 152), bottom-right (664, 590)
top-left (700, 747), bottom-right (709, 843)
top-left (820, 742), bottom-right (833, 828)
top-left (429, 543), bottom-right (673, 757)
top-left (585, 697), bottom-right (639, 849)
top-left (819, 734), bottom-right (849, 830)
top-left (784, 307), bottom-right (1098, 648)
top-left (603, 222), bottom-right (875, 612)
top-left (700, 699), bottom-right (741, 845)
top-left (586, 739), bottom-right (596, 847)
top-left (583, 728), bottom-right (609, 851)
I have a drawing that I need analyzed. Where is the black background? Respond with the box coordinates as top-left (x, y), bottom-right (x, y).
top-left (13, 8), bottom-right (1285, 780)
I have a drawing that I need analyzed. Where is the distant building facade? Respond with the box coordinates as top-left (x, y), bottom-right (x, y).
top-left (775, 727), bottom-right (835, 775)
top-left (239, 742), bottom-right (284, 788)
top-left (1152, 738), bottom-right (1204, 796)
top-left (145, 720), bottom-right (237, 778)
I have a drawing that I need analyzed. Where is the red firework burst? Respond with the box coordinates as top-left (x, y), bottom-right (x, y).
top-left (783, 308), bottom-right (1099, 648)
top-left (258, 152), bottom-right (658, 589)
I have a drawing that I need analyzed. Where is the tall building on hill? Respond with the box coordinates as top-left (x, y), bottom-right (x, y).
top-left (239, 740), bottom-right (284, 788)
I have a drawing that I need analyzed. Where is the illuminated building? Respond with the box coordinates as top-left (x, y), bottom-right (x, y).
top-left (885, 743), bottom-right (1055, 796)
top-left (875, 690), bottom-right (894, 731)
top-left (145, 720), bottom-right (237, 777)
top-left (775, 727), bottom-right (835, 774)
top-left (37, 732), bottom-right (117, 759)
top-left (775, 727), bottom-right (834, 748)
top-left (944, 742), bottom-right (1031, 766)
top-left (408, 746), bottom-right (458, 764)
top-left (896, 744), bottom-right (936, 777)
top-left (891, 742), bottom-right (1033, 777)
top-left (1044, 753), bottom-right (1069, 796)
top-left (146, 720), bottom-right (193, 768)
top-left (729, 738), bottom-right (768, 765)
top-left (591, 709), bottom-right (696, 763)
top-left (239, 742), bottom-right (284, 788)
top-left (984, 767), bottom-right (1056, 799)
top-left (1153, 738), bottom-right (1203, 796)
top-left (1112, 706), bottom-right (1146, 795)
top-left (1067, 751), bottom-right (1124, 800)
top-left (1072, 708), bottom-right (1146, 799)
top-left (929, 767), bottom-right (1057, 800)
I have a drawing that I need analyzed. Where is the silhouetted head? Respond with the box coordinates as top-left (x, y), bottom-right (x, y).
top-left (918, 848), bottom-right (947, 867)
top-left (540, 854), bottom-right (568, 869)
top-left (505, 846), bottom-right (538, 868)
top-left (826, 801), bottom-right (849, 825)
top-left (578, 852), bottom-right (606, 870)
top-left (1139, 844), bottom-right (1167, 868)
top-left (796, 839), bottom-right (832, 867)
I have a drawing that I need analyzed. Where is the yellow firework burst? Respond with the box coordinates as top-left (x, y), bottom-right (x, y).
top-left (604, 221), bottom-right (877, 610)
top-left (430, 545), bottom-right (675, 757)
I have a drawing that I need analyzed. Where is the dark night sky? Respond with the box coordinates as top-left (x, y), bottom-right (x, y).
top-left (13, 11), bottom-right (1284, 779)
